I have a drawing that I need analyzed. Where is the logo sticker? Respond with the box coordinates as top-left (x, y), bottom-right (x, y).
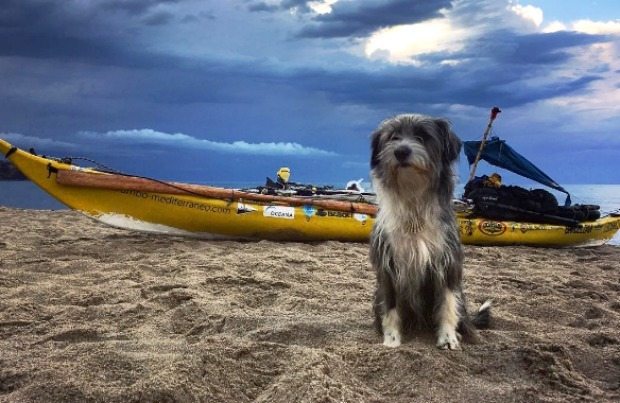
top-left (353, 213), bottom-right (368, 224)
top-left (237, 201), bottom-right (257, 215)
top-left (327, 211), bottom-right (351, 218)
top-left (303, 205), bottom-right (317, 220)
top-left (479, 221), bottom-right (507, 236)
top-left (264, 206), bottom-right (295, 219)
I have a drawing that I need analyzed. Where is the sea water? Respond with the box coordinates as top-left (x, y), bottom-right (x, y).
top-left (1, 180), bottom-right (619, 245)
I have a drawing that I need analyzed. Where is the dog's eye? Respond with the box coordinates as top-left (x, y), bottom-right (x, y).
top-left (412, 132), bottom-right (429, 143)
top-left (391, 135), bottom-right (402, 141)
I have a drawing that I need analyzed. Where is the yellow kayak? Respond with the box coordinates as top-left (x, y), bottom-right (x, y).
top-left (2, 138), bottom-right (619, 246)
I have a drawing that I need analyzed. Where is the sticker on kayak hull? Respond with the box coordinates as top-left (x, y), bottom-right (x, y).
top-left (264, 206), bottom-right (295, 219)
top-left (353, 213), bottom-right (368, 224)
top-left (237, 201), bottom-right (257, 215)
top-left (303, 205), bottom-right (317, 221)
top-left (479, 221), bottom-right (507, 236)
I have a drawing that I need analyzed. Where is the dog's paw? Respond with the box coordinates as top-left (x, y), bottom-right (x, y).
top-left (383, 329), bottom-right (401, 348)
top-left (381, 309), bottom-right (402, 347)
top-left (436, 331), bottom-right (461, 350)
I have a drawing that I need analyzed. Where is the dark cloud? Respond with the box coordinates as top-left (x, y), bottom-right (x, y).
top-left (474, 30), bottom-right (610, 66)
top-left (143, 10), bottom-right (176, 25)
top-left (100, 0), bottom-right (180, 16)
top-left (280, 30), bottom-right (609, 109)
top-left (181, 11), bottom-right (216, 23)
top-left (0, 8), bottom-right (609, 134)
top-left (0, 0), bottom-right (177, 67)
top-left (0, 31), bottom-right (176, 68)
top-left (248, 2), bottom-right (279, 12)
top-left (0, 0), bottom-right (57, 28)
top-left (299, 0), bottom-right (452, 38)
top-left (0, 29), bottom-right (117, 62)
top-left (286, 65), bottom-right (602, 110)
top-left (248, 0), bottom-right (310, 13)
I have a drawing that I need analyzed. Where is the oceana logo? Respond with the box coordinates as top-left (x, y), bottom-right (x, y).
top-left (263, 206), bottom-right (295, 219)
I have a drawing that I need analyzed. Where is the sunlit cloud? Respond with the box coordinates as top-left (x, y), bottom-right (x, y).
top-left (509, 4), bottom-right (543, 27)
top-left (572, 19), bottom-right (620, 35)
top-left (543, 19), bottom-right (620, 35)
top-left (544, 41), bottom-right (620, 120)
top-left (2, 133), bottom-right (78, 150)
top-left (542, 20), bottom-right (568, 33)
top-left (362, 1), bottom-right (547, 65)
top-left (308, 0), bottom-right (338, 15)
top-left (79, 129), bottom-right (338, 157)
top-left (364, 18), bottom-right (469, 64)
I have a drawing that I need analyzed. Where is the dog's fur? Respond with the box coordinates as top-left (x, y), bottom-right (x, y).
top-left (369, 114), bottom-right (491, 350)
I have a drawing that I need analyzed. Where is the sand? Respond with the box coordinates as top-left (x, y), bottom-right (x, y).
top-left (0, 207), bottom-right (619, 402)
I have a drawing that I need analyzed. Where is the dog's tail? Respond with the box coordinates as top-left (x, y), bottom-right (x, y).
top-left (471, 299), bottom-right (492, 329)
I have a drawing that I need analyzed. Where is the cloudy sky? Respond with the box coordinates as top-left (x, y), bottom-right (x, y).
top-left (1, 0), bottom-right (619, 187)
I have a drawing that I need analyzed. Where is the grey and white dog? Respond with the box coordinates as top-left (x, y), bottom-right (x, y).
top-left (369, 114), bottom-right (491, 350)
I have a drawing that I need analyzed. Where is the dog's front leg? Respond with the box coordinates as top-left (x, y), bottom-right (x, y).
top-left (382, 306), bottom-right (402, 348)
top-left (436, 288), bottom-right (461, 350)
top-left (375, 275), bottom-right (401, 347)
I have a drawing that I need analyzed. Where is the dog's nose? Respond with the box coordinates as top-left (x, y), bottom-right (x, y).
top-left (394, 146), bottom-right (411, 163)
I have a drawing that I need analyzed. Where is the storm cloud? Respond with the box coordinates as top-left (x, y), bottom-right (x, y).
top-left (1, 0), bottom-right (618, 184)
top-left (299, 0), bottom-right (453, 38)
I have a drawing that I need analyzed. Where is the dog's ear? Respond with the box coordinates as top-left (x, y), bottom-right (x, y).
top-left (435, 118), bottom-right (461, 163)
top-left (370, 129), bottom-right (382, 169)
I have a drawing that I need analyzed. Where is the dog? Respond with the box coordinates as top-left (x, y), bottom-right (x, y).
top-left (369, 114), bottom-right (491, 350)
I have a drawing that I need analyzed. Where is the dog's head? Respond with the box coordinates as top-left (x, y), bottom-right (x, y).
top-left (370, 114), bottom-right (462, 195)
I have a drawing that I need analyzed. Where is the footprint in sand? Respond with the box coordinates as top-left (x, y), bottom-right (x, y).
top-left (0, 370), bottom-right (30, 394)
top-left (587, 333), bottom-right (618, 348)
top-left (39, 328), bottom-right (102, 344)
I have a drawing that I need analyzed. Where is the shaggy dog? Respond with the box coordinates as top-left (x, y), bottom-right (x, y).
top-left (369, 114), bottom-right (491, 350)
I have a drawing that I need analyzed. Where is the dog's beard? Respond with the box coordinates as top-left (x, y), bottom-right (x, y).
top-left (388, 168), bottom-right (430, 203)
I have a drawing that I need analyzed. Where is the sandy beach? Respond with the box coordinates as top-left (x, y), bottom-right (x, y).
top-left (0, 207), bottom-right (619, 402)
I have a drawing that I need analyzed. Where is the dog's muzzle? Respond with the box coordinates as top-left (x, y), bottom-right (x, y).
top-left (394, 145), bottom-right (411, 165)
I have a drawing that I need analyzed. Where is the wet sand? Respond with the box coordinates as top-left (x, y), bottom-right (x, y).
top-left (1, 207), bottom-right (619, 402)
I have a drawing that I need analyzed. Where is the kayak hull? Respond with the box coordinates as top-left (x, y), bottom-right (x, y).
top-left (0, 140), bottom-right (373, 241)
top-left (457, 214), bottom-right (620, 247)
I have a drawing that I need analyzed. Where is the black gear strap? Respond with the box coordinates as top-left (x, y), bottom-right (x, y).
top-left (5, 147), bottom-right (17, 158)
